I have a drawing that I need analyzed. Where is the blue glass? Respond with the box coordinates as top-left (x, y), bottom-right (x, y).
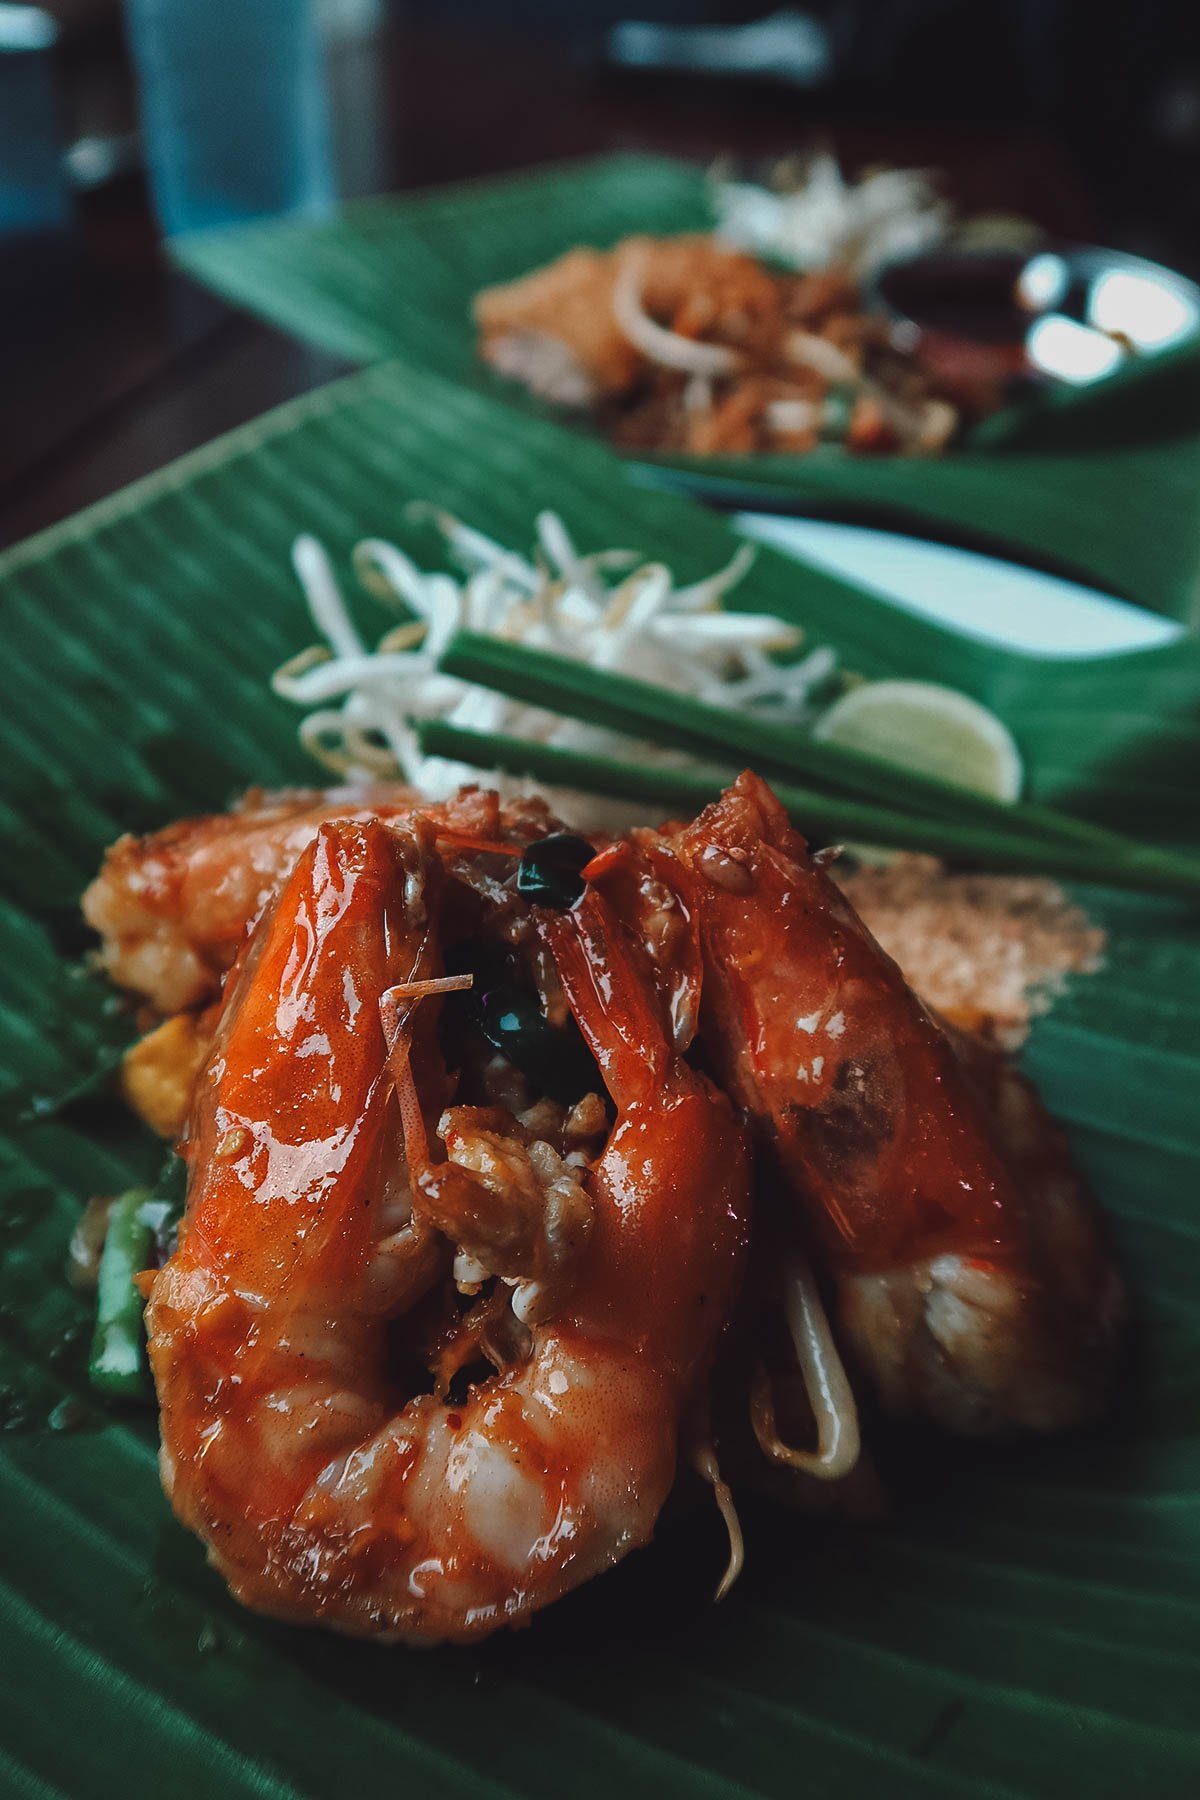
top-left (0, 9), bottom-right (71, 235)
top-left (124, 0), bottom-right (336, 237)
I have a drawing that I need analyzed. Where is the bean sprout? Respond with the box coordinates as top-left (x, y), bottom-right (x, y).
top-left (689, 1426), bottom-right (745, 1601)
top-left (752, 1253), bottom-right (861, 1481)
top-left (713, 153), bottom-right (951, 281)
top-left (274, 510), bottom-right (840, 805)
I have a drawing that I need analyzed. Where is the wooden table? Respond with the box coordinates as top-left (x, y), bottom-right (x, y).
top-left (0, 19), bottom-right (1100, 552)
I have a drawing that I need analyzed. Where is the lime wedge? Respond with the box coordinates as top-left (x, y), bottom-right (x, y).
top-left (813, 679), bottom-right (1023, 802)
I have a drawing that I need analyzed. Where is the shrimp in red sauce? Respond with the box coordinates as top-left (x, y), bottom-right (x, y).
top-left (640, 772), bottom-right (1126, 1437)
top-left (146, 814), bottom-right (750, 1640)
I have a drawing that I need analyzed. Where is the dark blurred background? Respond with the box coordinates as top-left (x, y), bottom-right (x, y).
top-left (3, 0), bottom-right (1198, 544)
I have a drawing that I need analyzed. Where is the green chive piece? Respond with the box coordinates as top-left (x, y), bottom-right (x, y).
top-left (89, 1188), bottom-right (154, 1399)
top-left (436, 633), bottom-right (1200, 900)
top-left (419, 718), bottom-right (1200, 899)
top-left (821, 385), bottom-right (857, 442)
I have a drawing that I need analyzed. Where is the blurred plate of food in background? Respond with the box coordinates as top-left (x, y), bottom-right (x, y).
top-left (172, 152), bottom-right (1200, 622)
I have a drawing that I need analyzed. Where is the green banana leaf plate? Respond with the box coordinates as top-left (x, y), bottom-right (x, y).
top-left (2, 361), bottom-right (1199, 1800)
top-left (172, 153), bottom-right (1200, 624)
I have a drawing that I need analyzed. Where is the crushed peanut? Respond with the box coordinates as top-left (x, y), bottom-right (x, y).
top-left (836, 854), bottom-right (1104, 1047)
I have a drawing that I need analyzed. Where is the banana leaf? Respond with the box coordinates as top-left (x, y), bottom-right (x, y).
top-left (1, 359), bottom-right (1199, 1799)
top-left (172, 153), bottom-right (1200, 623)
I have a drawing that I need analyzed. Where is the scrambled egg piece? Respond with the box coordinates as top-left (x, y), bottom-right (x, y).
top-left (121, 1009), bottom-right (215, 1139)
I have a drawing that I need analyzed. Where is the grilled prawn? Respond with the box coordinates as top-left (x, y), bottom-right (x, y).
top-left (81, 783), bottom-right (562, 1015)
top-left (146, 815), bottom-right (749, 1640)
top-left (652, 771), bottom-right (1126, 1438)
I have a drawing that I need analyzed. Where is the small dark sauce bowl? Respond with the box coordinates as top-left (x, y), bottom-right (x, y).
top-left (872, 242), bottom-right (1200, 392)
